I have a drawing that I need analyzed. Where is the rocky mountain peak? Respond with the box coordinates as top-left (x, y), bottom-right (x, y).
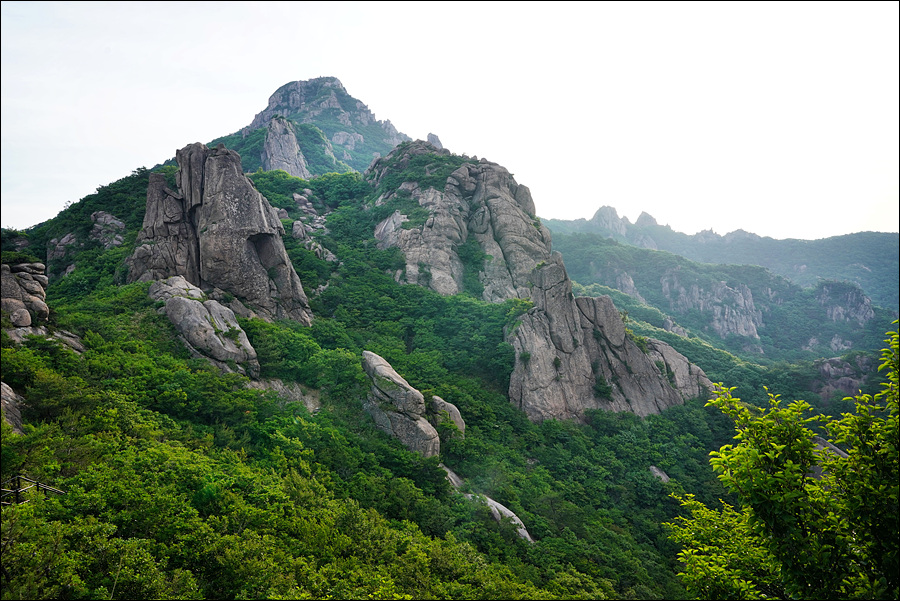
top-left (242, 77), bottom-right (411, 173)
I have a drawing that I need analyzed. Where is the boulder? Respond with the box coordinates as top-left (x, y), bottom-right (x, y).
top-left (430, 395), bottom-right (465, 437)
top-left (361, 351), bottom-right (440, 457)
top-left (150, 276), bottom-right (260, 378)
top-left (128, 143), bottom-right (313, 325)
top-left (1, 263), bottom-right (50, 326)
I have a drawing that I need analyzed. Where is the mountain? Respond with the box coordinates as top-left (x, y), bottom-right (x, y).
top-left (209, 76), bottom-right (410, 176)
top-left (544, 206), bottom-right (900, 311)
top-left (2, 77), bottom-right (896, 599)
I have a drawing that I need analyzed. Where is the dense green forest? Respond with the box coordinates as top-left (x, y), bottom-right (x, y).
top-left (2, 157), bottom-right (897, 599)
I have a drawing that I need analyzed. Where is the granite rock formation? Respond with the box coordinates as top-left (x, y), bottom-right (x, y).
top-left (1, 263), bottom-right (49, 327)
top-left (89, 211), bottom-right (126, 249)
top-left (1, 381), bottom-right (25, 434)
top-left (361, 351), bottom-right (466, 457)
top-left (128, 142), bottom-right (313, 325)
top-left (368, 142), bottom-right (712, 421)
top-left (371, 141), bottom-right (553, 302)
top-left (260, 117), bottom-right (312, 178)
top-left (149, 276), bottom-right (260, 378)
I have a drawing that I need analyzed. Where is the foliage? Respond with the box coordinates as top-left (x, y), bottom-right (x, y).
top-left (668, 326), bottom-right (899, 599)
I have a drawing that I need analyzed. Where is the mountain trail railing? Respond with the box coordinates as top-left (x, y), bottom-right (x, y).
top-left (1, 475), bottom-right (66, 506)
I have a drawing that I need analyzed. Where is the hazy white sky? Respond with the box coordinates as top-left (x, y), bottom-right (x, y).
top-left (2, 1), bottom-right (898, 240)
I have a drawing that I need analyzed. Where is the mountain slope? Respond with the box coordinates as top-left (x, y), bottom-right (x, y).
top-left (544, 206), bottom-right (900, 310)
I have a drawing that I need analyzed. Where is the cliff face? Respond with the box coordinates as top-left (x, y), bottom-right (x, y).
top-left (260, 117), bottom-right (311, 178)
top-left (507, 258), bottom-right (712, 421)
top-left (370, 142), bottom-right (552, 302)
top-left (128, 142), bottom-right (313, 325)
top-left (660, 270), bottom-right (763, 339)
top-left (368, 142), bottom-right (711, 421)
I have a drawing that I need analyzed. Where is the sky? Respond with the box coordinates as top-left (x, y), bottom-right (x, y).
top-left (2, 1), bottom-right (898, 240)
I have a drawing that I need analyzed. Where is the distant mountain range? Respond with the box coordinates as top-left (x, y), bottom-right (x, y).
top-left (544, 206), bottom-right (899, 311)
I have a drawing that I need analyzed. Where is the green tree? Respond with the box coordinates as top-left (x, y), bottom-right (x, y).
top-left (667, 325), bottom-right (899, 599)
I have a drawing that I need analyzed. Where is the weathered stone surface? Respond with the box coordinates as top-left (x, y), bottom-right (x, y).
top-left (150, 276), bottom-right (259, 378)
top-left (3, 325), bottom-right (85, 353)
top-left (1, 263), bottom-right (50, 326)
top-left (368, 143), bottom-right (710, 421)
top-left (370, 141), bottom-right (552, 302)
top-left (261, 117), bottom-right (311, 178)
top-left (661, 270), bottom-right (763, 339)
top-left (128, 143), bottom-right (313, 325)
top-left (818, 283), bottom-right (875, 326)
top-left (89, 211), bottom-right (125, 249)
top-left (430, 396), bottom-right (465, 436)
top-left (1, 381), bottom-right (24, 434)
top-left (647, 339), bottom-right (714, 400)
top-left (361, 351), bottom-right (440, 457)
top-left (426, 133), bottom-right (443, 149)
top-left (47, 232), bottom-right (79, 262)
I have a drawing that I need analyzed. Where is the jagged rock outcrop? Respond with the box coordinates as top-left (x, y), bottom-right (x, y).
top-left (128, 142), bottom-right (313, 325)
top-left (1, 381), bottom-right (25, 434)
top-left (371, 142), bottom-right (553, 302)
top-left (149, 276), bottom-right (260, 378)
top-left (89, 211), bottom-right (125, 249)
top-left (361, 351), bottom-right (467, 457)
top-left (813, 354), bottom-right (876, 403)
top-left (508, 264), bottom-right (712, 421)
top-left (1, 263), bottom-right (49, 327)
top-left (47, 232), bottom-right (79, 263)
top-left (817, 282), bottom-right (874, 326)
top-left (369, 142), bottom-right (713, 422)
top-left (260, 117), bottom-right (311, 178)
top-left (426, 133), bottom-right (443, 149)
top-left (661, 270), bottom-right (763, 339)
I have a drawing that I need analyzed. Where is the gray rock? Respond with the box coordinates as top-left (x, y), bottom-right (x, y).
top-left (367, 142), bottom-right (710, 422)
top-left (426, 133), bottom-right (443, 149)
top-left (128, 143), bottom-right (313, 325)
top-left (1, 381), bottom-right (25, 434)
top-left (261, 117), bottom-right (312, 178)
top-left (661, 271), bottom-right (763, 339)
top-left (430, 395), bottom-right (465, 437)
top-left (1, 263), bottom-right (49, 325)
top-left (47, 232), bottom-right (79, 262)
top-left (89, 211), bottom-right (125, 249)
top-left (370, 141), bottom-right (552, 301)
top-left (464, 494), bottom-right (535, 543)
top-left (151, 276), bottom-right (259, 377)
top-left (361, 351), bottom-right (440, 457)
top-left (332, 131), bottom-right (364, 151)
top-left (440, 465), bottom-right (534, 543)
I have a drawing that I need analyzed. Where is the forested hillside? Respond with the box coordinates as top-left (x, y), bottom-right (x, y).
top-left (2, 79), bottom-right (897, 600)
top-left (545, 207), bottom-right (899, 310)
